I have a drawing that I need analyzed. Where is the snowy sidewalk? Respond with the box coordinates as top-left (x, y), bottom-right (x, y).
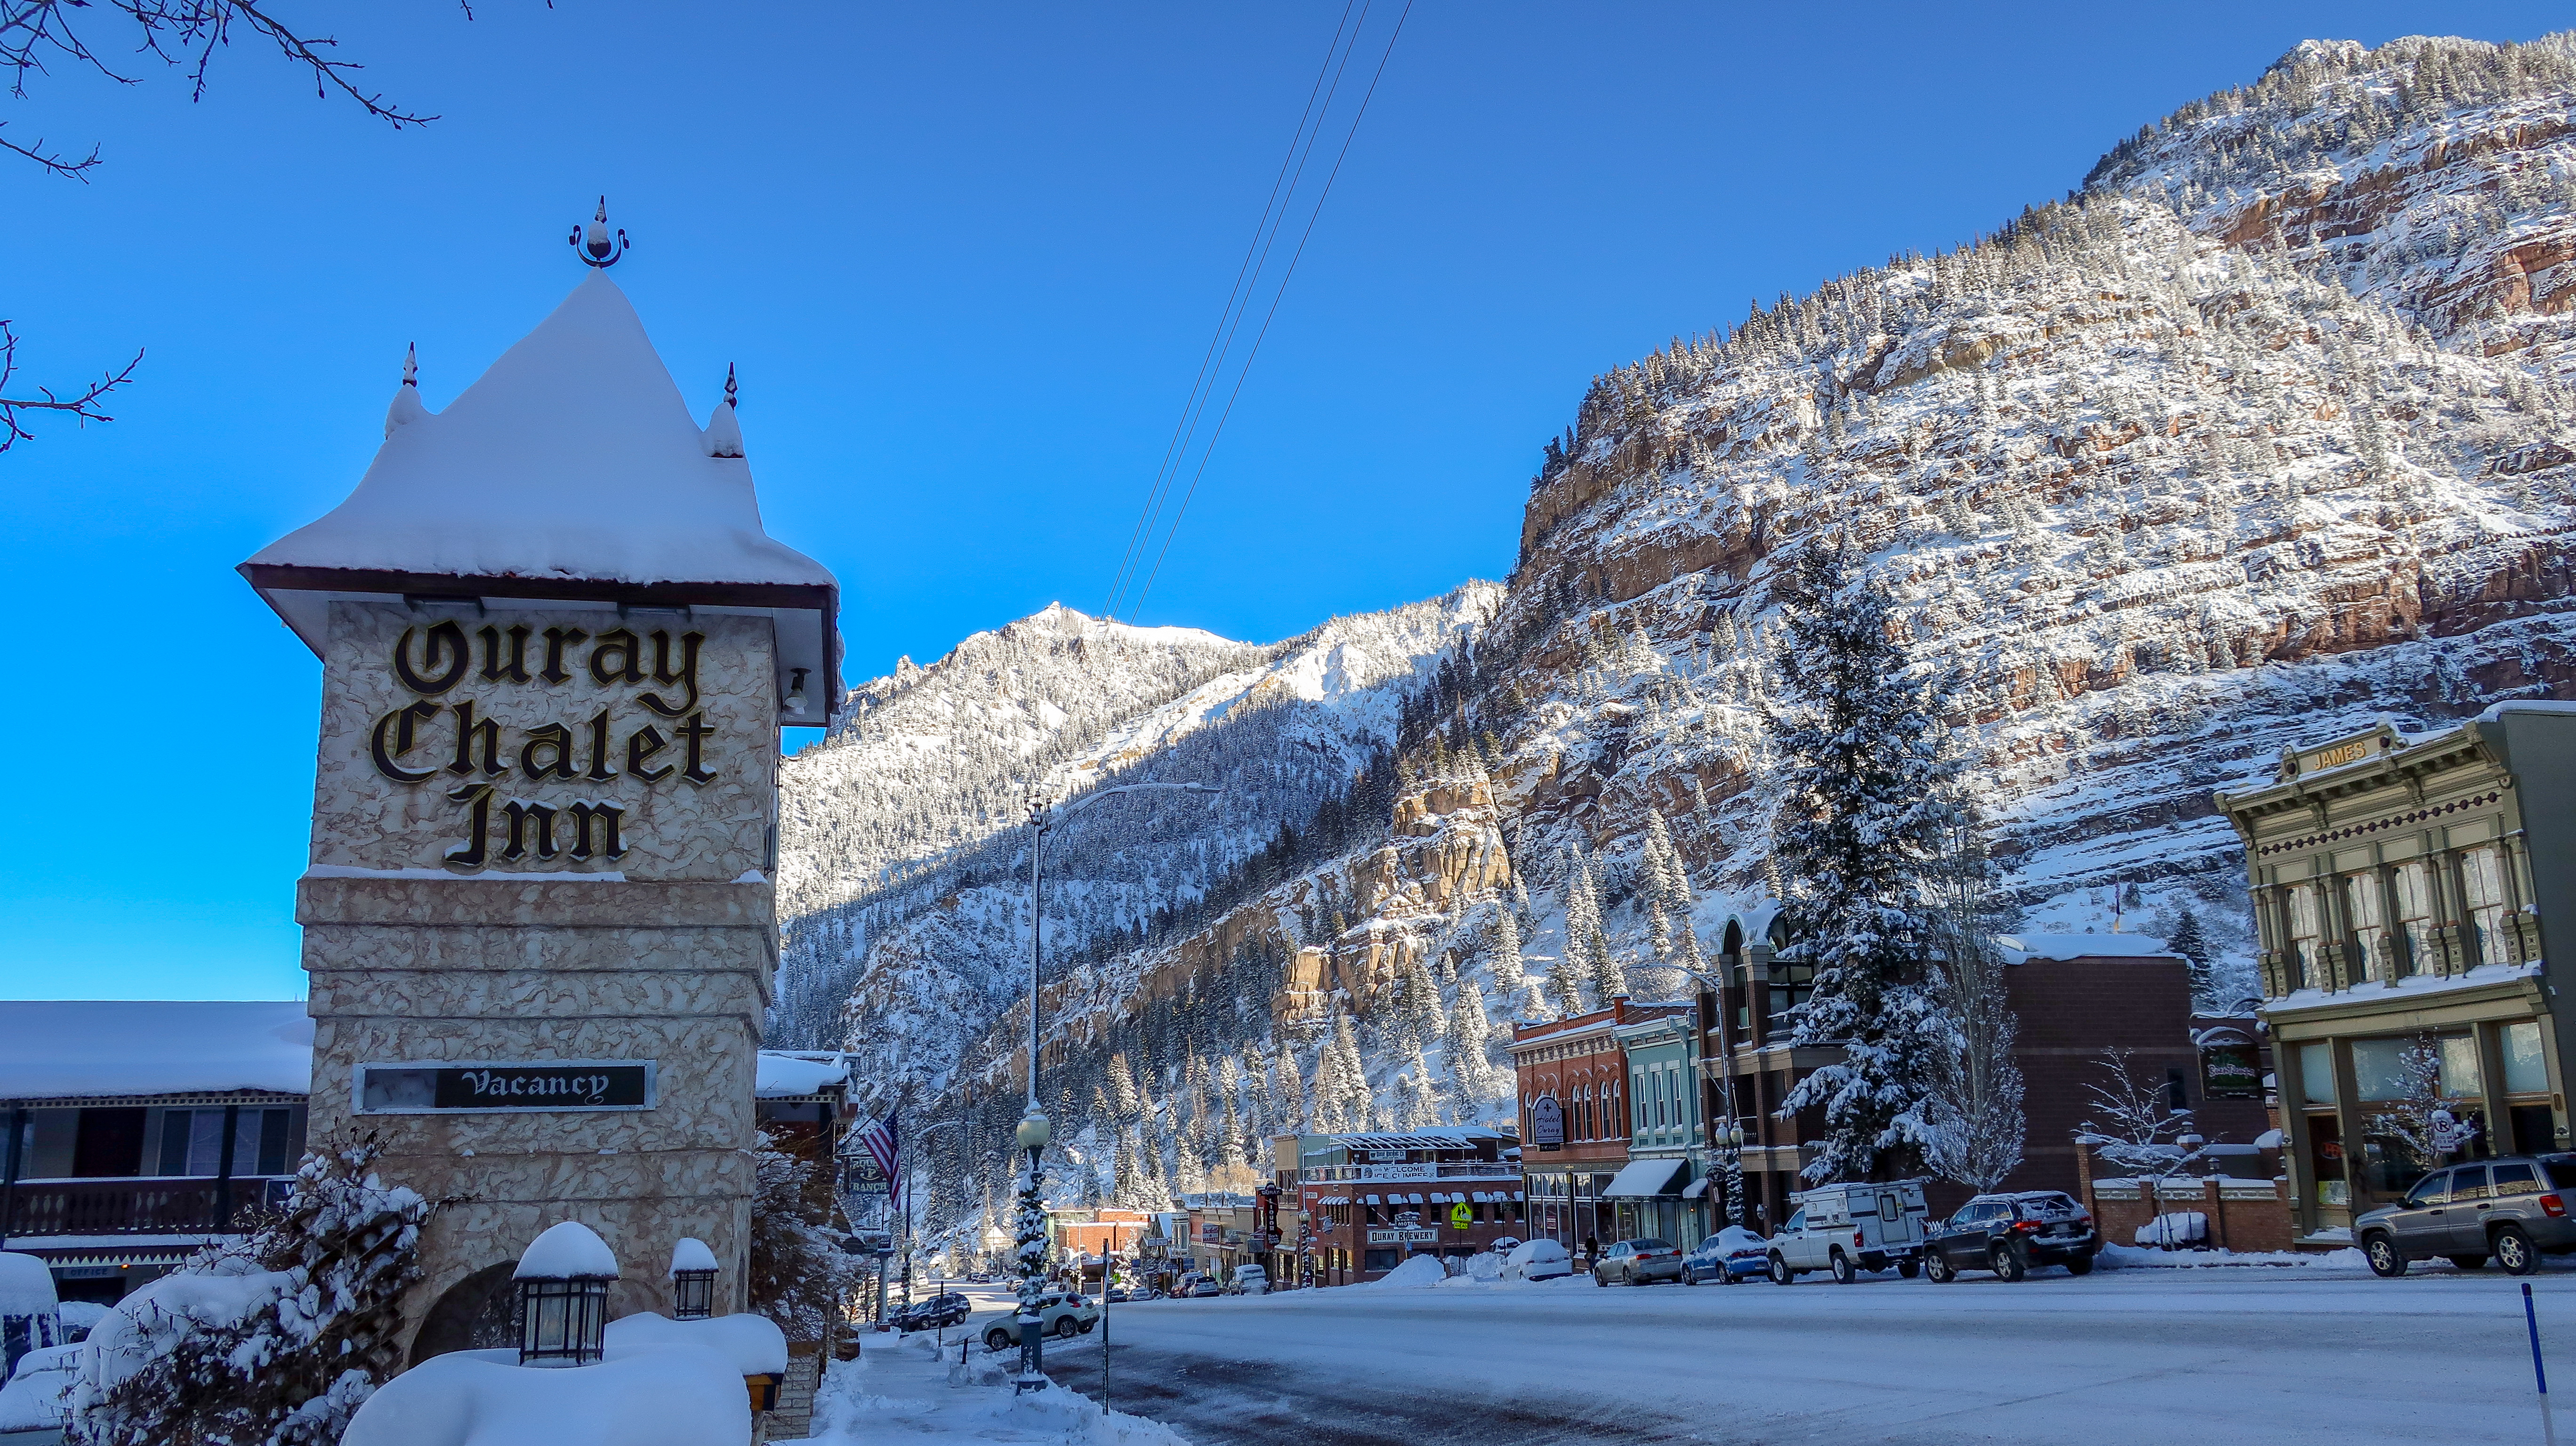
top-left (788, 1330), bottom-right (1189, 1445)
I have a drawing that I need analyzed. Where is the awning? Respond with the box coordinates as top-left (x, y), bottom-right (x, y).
top-left (1601, 1157), bottom-right (1693, 1199)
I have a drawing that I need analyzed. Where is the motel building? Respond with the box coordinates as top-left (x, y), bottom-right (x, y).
top-left (1289, 1129), bottom-right (1524, 1284)
top-left (2217, 705), bottom-right (2576, 1242)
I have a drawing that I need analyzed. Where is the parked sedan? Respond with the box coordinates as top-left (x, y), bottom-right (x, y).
top-left (1681, 1226), bottom-right (1770, 1285)
top-left (1591, 1237), bottom-right (1685, 1286)
top-left (1924, 1191), bottom-right (2097, 1282)
top-left (979, 1293), bottom-right (1099, 1351)
top-left (2355, 1154), bottom-right (2576, 1277)
top-left (887, 1292), bottom-right (971, 1333)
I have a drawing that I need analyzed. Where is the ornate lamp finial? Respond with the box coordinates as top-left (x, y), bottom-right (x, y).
top-left (569, 196), bottom-right (630, 269)
top-left (724, 362), bottom-right (739, 410)
top-left (402, 342), bottom-right (418, 387)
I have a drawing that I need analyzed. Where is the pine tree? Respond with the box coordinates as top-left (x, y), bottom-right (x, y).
top-left (1399, 1045), bottom-right (1444, 1128)
top-left (1273, 1047), bottom-right (1309, 1130)
top-left (1399, 952), bottom-right (1446, 1052)
top-left (1488, 908), bottom-right (1528, 996)
top-left (1772, 544), bottom-right (1968, 1183)
top-left (2167, 906), bottom-right (2217, 1008)
top-left (1563, 849), bottom-right (1607, 1006)
top-left (1550, 952), bottom-right (1585, 1019)
top-left (1445, 980), bottom-right (1501, 1119)
top-left (1106, 1052), bottom-right (1141, 1119)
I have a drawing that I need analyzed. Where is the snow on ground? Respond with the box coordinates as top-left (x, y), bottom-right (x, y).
top-left (792, 1319), bottom-right (1186, 1446)
top-left (1040, 1264), bottom-right (2576, 1446)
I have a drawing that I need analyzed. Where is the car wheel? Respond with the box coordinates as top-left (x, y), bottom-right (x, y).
top-left (1054, 1316), bottom-right (1080, 1340)
top-left (1925, 1253), bottom-right (1955, 1284)
top-left (2448, 1254), bottom-right (2489, 1271)
top-left (1829, 1251), bottom-right (1858, 1285)
top-left (1683, 1266), bottom-right (1700, 1285)
top-left (1768, 1254), bottom-right (1794, 1285)
top-left (2064, 1251), bottom-right (2096, 1277)
top-left (2496, 1224), bottom-right (2541, 1277)
top-left (1989, 1244), bottom-right (2026, 1283)
top-left (1593, 1269), bottom-right (1608, 1287)
top-left (1897, 1259), bottom-right (1921, 1280)
top-left (985, 1328), bottom-right (1013, 1353)
top-left (2363, 1234), bottom-right (2408, 1278)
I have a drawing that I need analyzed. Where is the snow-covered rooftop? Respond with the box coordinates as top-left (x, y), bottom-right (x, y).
top-left (0, 1002), bottom-right (312, 1101)
top-left (248, 273), bottom-right (832, 594)
top-left (753, 1052), bottom-right (849, 1097)
top-left (1996, 933), bottom-right (2177, 964)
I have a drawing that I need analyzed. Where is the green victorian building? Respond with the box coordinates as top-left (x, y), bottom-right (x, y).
top-left (2215, 702), bottom-right (2576, 1242)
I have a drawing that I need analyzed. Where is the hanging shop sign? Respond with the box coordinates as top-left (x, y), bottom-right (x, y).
top-left (354, 1060), bottom-right (656, 1113)
top-left (1531, 1095), bottom-right (1564, 1149)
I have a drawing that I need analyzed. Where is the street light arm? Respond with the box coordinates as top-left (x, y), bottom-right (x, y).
top-left (1038, 780), bottom-right (1222, 825)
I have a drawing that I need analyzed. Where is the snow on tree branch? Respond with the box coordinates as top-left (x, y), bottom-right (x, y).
top-left (2072, 1047), bottom-right (2210, 1180)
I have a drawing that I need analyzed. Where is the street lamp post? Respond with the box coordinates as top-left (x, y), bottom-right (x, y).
top-left (1012, 779), bottom-right (1219, 1394)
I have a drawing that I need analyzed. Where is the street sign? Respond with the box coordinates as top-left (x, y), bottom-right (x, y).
top-left (1449, 1202), bottom-right (1472, 1229)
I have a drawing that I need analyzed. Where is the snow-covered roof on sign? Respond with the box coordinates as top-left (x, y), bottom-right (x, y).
top-left (0, 1002), bottom-right (311, 1101)
top-left (1995, 933), bottom-right (2177, 964)
top-left (754, 1052), bottom-right (849, 1097)
top-left (248, 274), bottom-right (833, 594)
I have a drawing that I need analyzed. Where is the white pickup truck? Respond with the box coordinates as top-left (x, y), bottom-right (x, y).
top-left (1766, 1180), bottom-right (1931, 1284)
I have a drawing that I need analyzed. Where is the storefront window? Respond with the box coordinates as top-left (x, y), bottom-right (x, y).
top-left (2438, 1036), bottom-right (2482, 1098)
top-left (2505, 1022), bottom-right (2549, 1096)
top-left (2352, 1038), bottom-right (2407, 1101)
top-left (2307, 1114), bottom-right (2348, 1208)
top-left (2298, 1042), bottom-right (2334, 1106)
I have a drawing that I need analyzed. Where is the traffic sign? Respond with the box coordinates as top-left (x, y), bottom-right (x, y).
top-left (1449, 1202), bottom-right (1472, 1229)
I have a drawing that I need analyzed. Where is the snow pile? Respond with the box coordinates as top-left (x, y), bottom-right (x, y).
top-left (0, 1249), bottom-right (57, 1321)
top-left (2098, 1243), bottom-right (2367, 1269)
top-left (338, 1343), bottom-right (750, 1446)
top-left (2134, 1211), bottom-right (2211, 1248)
top-left (603, 1311), bottom-right (786, 1375)
top-left (516, 1221), bottom-right (619, 1280)
top-left (0, 1341), bottom-right (79, 1431)
top-left (1361, 1254), bottom-right (1449, 1289)
top-left (248, 273), bottom-right (834, 591)
top-left (803, 1331), bottom-right (1189, 1446)
top-left (55, 1301), bottom-right (108, 1342)
top-left (0, 1000), bottom-right (311, 1099)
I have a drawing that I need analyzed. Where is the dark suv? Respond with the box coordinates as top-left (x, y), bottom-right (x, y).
top-left (1924, 1191), bottom-right (2097, 1282)
top-left (2355, 1155), bottom-right (2576, 1277)
top-left (887, 1292), bottom-right (971, 1332)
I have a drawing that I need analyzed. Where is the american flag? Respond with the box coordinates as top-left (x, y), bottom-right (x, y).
top-left (856, 1109), bottom-right (901, 1215)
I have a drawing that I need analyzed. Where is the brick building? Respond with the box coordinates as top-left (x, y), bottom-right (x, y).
top-left (1287, 1129), bottom-right (1523, 1284)
top-left (1510, 998), bottom-right (1692, 1257)
top-left (1695, 907), bottom-right (2264, 1226)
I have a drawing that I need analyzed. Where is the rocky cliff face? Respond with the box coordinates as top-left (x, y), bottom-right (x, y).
top-left (776, 33), bottom-right (2576, 1253)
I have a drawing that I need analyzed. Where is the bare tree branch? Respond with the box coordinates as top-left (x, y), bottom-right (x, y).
top-left (0, 320), bottom-right (142, 452)
top-left (1, 1), bottom-right (438, 131)
top-left (0, 119), bottom-right (98, 178)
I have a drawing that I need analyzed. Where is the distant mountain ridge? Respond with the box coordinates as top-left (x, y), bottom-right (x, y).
top-left (773, 32), bottom-right (2576, 1259)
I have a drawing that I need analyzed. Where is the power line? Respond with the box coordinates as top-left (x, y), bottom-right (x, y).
top-left (1103, 0), bottom-right (1413, 624)
top-left (1126, 0), bottom-right (1414, 623)
top-left (1101, 2), bottom-right (1367, 624)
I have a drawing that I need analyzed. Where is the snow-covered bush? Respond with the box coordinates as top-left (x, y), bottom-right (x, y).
top-left (69, 1139), bottom-right (435, 1446)
top-left (746, 1129), bottom-right (858, 1342)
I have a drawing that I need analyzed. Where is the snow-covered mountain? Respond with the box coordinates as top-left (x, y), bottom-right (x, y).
top-left (777, 33), bottom-right (2576, 1257)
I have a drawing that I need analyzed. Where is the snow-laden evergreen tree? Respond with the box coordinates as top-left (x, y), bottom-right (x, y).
top-left (1487, 908), bottom-right (1527, 997)
top-left (1772, 543), bottom-right (1967, 1183)
top-left (70, 1142), bottom-right (434, 1446)
top-left (1106, 1052), bottom-right (1141, 1119)
top-left (2166, 906), bottom-right (2217, 1008)
top-left (1549, 949), bottom-right (1584, 1019)
top-left (1397, 1045), bottom-right (1443, 1128)
top-left (1444, 980), bottom-right (1501, 1120)
top-left (1397, 953), bottom-right (1445, 1052)
top-left (1272, 1047), bottom-right (1309, 1130)
top-left (1562, 851), bottom-right (1608, 1005)
top-left (1314, 1014), bottom-right (1368, 1133)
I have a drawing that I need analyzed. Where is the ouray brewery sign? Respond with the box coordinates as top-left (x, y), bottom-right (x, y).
top-left (365, 617), bottom-right (721, 868)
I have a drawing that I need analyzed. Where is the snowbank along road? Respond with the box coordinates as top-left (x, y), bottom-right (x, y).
top-left (1030, 1268), bottom-right (2576, 1446)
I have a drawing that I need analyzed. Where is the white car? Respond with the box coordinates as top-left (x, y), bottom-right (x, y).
top-left (0, 1342), bottom-right (80, 1432)
top-left (1502, 1237), bottom-right (1574, 1281)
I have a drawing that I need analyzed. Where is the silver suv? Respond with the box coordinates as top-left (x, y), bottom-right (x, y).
top-left (2354, 1154), bottom-right (2576, 1277)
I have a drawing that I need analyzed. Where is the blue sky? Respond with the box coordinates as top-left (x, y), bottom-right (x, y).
top-left (2, 1), bottom-right (2561, 999)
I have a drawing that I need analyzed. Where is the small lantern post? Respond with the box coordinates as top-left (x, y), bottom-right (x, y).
top-left (515, 1221), bottom-right (619, 1368)
top-left (669, 1237), bottom-right (719, 1321)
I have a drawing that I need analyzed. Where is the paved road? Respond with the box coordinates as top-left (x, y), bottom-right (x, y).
top-left (1026, 1266), bottom-right (2576, 1445)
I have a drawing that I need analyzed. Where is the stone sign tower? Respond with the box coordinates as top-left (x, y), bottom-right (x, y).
top-left (240, 226), bottom-right (838, 1361)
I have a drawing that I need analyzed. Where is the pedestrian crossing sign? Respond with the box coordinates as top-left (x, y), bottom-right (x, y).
top-left (1450, 1202), bottom-right (1472, 1229)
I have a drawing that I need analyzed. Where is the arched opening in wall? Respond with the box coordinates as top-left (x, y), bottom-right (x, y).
top-left (410, 1261), bottom-right (516, 1366)
top-left (1721, 921), bottom-right (1743, 957)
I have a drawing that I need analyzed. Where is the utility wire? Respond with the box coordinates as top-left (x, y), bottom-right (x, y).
top-left (1126, 0), bottom-right (1414, 622)
top-left (1101, 1), bottom-right (1365, 623)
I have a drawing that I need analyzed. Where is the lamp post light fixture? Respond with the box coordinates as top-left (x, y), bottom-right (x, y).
top-left (1010, 778), bottom-right (1220, 1394)
top-left (514, 1221), bottom-right (618, 1368)
top-left (668, 1237), bottom-right (719, 1321)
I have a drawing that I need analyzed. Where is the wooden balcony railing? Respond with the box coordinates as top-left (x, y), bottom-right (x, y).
top-left (0, 1176), bottom-right (293, 1237)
